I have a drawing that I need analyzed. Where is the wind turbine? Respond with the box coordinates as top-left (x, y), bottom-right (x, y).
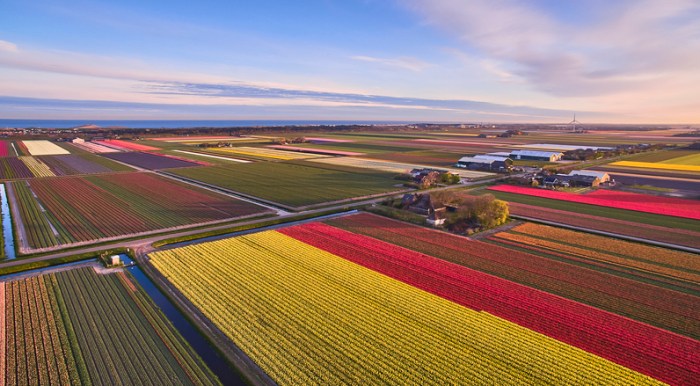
top-left (568, 114), bottom-right (582, 132)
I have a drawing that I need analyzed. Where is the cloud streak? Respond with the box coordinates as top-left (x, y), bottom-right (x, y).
top-left (141, 80), bottom-right (575, 117)
top-left (351, 55), bottom-right (431, 71)
top-left (0, 90), bottom-right (585, 122)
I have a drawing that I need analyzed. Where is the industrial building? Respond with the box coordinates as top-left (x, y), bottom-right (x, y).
top-left (456, 155), bottom-right (512, 171)
top-left (567, 170), bottom-right (611, 183)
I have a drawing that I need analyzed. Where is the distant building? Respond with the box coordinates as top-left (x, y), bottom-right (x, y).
top-left (510, 150), bottom-right (564, 162)
top-left (457, 156), bottom-right (512, 171)
top-left (567, 170), bottom-right (611, 182)
top-left (72, 138), bottom-right (85, 144)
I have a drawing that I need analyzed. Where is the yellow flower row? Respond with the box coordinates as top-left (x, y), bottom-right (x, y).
top-left (210, 146), bottom-right (325, 160)
top-left (19, 156), bottom-right (55, 178)
top-left (610, 160), bottom-right (700, 172)
top-left (150, 230), bottom-right (662, 385)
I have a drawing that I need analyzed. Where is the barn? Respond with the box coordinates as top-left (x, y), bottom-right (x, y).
top-left (457, 156), bottom-right (512, 171)
top-left (510, 150), bottom-right (564, 162)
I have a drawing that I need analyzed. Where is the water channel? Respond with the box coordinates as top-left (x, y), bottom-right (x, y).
top-left (0, 183), bottom-right (16, 259)
top-left (122, 255), bottom-right (247, 385)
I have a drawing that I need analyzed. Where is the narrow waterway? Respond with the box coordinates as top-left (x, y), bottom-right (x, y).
top-left (123, 255), bottom-right (246, 386)
top-left (0, 183), bottom-right (16, 259)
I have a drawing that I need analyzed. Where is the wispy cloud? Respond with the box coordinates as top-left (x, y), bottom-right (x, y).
top-left (351, 55), bottom-right (431, 71)
top-left (406, 0), bottom-right (700, 98)
top-left (0, 40), bottom-right (18, 53)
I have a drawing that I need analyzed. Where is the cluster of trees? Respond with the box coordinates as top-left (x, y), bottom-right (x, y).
top-left (430, 191), bottom-right (509, 232)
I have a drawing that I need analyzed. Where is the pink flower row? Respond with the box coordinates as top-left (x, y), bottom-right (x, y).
top-left (489, 184), bottom-right (700, 220)
top-left (96, 139), bottom-right (159, 152)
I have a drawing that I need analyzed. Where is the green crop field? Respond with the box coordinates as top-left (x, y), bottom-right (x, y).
top-left (622, 150), bottom-right (699, 163)
top-left (1, 268), bottom-right (219, 386)
top-left (483, 190), bottom-right (700, 231)
top-left (661, 153), bottom-right (700, 166)
top-left (168, 162), bottom-right (404, 208)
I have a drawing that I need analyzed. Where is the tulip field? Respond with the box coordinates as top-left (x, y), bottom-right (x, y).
top-left (21, 140), bottom-right (70, 156)
top-left (102, 151), bottom-right (201, 170)
top-left (0, 268), bottom-right (219, 385)
top-left (490, 223), bottom-right (700, 284)
top-left (507, 202), bottom-right (700, 249)
top-left (69, 141), bottom-right (120, 153)
top-left (610, 160), bottom-right (700, 172)
top-left (0, 150), bottom-right (133, 180)
top-left (488, 184), bottom-right (700, 220)
top-left (18, 156), bottom-right (55, 177)
top-left (266, 144), bottom-right (365, 156)
top-left (96, 139), bottom-right (160, 151)
top-left (9, 172), bottom-right (268, 250)
top-left (209, 146), bottom-right (328, 160)
top-left (150, 230), bottom-right (668, 385)
top-left (327, 213), bottom-right (700, 339)
top-left (0, 141), bottom-right (12, 157)
top-left (0, 158), bottom-right (34, 179)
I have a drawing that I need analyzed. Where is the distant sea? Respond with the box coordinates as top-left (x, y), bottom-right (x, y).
top-left (0, 119), bottom-right (410, 129)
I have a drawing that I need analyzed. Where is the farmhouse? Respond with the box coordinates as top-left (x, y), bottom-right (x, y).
top-left (544, 174), bottom-right (601, 188)
top-left (402, 193), bottom-right (446, 217)
top-left (457, 155), bottom-right (512, 171)
top-left (510, 150), bottom-right (564, 162)
top-left (567, 170), bottom-right (611, 183)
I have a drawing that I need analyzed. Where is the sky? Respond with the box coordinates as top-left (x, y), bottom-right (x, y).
top-left (0, 0), bottom-right (698, 123)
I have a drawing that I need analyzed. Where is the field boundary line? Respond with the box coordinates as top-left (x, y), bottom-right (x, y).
top-left (510, 215), bottom-right (700, 254)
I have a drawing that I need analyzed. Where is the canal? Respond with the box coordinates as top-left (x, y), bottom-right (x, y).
top-left (122, 254), bottom-right (247, 385)
top-left (0, 183), bottom-right (16, 259)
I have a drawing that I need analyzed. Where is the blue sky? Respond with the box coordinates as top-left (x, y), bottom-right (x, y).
top-left (0, 0), bottom-right (698, 123)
